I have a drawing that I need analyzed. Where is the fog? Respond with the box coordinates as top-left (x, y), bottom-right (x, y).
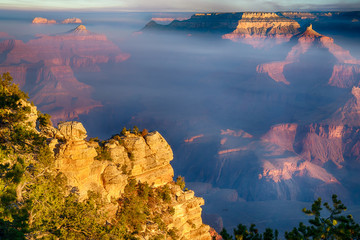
top-left (1, 10), bottom-right (360, 234)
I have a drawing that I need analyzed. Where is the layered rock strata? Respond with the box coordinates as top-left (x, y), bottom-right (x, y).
top-left (222, 12), bottom-right (300, 47)
top-left (43, 121), bottom-right (211, 239)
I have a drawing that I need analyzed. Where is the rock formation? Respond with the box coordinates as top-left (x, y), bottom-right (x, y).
top-left (143, 12), bottom-right (243, 34)
top-left (32, 17), bottom-right (56, 24)
top-left (62, 17), bottom-right (82, 24)
top-left (257, 24), bottom-right (360, 85)
top-left (331, 87), bottom-right (360, 126)
top-left (328, 64), bottom-right (360, 88)
top-left (222, 12), bottom-right (300, 48)
top-left (0, 25), bottom-right (130, 122)
top-left (180, 122), bottom-right (354, 202)
top-left (42, 121), bottom-right (212, 239)
top-left (281, 12), bottom-right (316, 19)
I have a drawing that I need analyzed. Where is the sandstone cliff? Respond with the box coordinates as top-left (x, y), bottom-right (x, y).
top-left (0, 25), bottom-right (129, 122)
top-left (42, 121), bottom-right (211, 240)
top-left (222, 12), bottom-right (300, 48)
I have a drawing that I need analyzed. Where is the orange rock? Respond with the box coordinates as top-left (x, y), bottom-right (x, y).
top-left (222, 12), bottom-right (300, 48)
top-left (32, 17), bottom-right (56, 24)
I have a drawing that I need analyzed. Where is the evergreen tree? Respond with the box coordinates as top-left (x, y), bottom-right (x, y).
top-left (285, 194), bottom-right (360, 240)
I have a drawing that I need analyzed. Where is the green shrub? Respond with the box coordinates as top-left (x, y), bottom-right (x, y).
top-left (175, 176), bottom-right (185, 190)
top-left (37, 112), bottom-right (51, 127)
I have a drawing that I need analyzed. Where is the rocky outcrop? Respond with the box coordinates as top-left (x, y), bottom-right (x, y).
top-left (62, 17), bottom-right (82, 24)
top-left (222, 12), bottom-right (300, 48)
top-left (104, 131), bottom-right (174, 197)
top-left (52, 122), bottom-right (101, 197)
top-left (0, 26), bottom-right (129, 122)
top-left (169, 185), bottom-right (211, 240)
top-left (45, 121), bottom-right (211, 239)
top-left (51, 123), bottom-right (173, 199)
top-left (32, 17), bottom-right (56, 24)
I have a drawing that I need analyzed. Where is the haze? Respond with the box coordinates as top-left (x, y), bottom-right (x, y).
top-left (1, 8), bottom-right (360, 235)
top-left (1, 0), bottom-right (360, 11)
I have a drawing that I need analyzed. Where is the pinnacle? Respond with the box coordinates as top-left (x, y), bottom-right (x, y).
top-left (75, 25), bottom-right (86, 30)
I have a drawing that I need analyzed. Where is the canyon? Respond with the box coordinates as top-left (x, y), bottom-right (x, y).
top-left (0, 25), bottom-right (129, 122)
top-left (140, 11), bottom-right (360, 231)
top-left (1, 10), bottom-right (360, 234)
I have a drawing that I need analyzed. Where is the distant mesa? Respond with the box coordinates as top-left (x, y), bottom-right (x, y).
top-left (32, 17), bottom-right (82, 24)
top-left (222, 12), bottom-right (301, 48)
top-left (281, 12), bottom-right (316, 19)
top-left (320, 12), bottom-right (333, 17)
top-left (62, 17), bottom-right (82, 24)
top-left (144, 12), bottom-right (302, 47)
top-left (32, 17), bottom-right (56, 24)
top-left (143, 12), bottom-right (243, 34)
top-left (151, 17), bottom-right (188, 23)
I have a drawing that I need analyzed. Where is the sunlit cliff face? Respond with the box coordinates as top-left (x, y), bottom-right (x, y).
top-left (222, 12), bottom-right (301, 48)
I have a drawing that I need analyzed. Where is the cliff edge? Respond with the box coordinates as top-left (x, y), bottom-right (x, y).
top-left (41, 120), bottom-right (212, 240)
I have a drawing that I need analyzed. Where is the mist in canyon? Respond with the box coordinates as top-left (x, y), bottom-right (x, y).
top-left (1, 10), bottom-right (360, 234)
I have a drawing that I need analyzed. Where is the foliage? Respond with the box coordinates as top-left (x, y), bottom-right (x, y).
top-left (0, 73), bottom-right (182, 239)
top-left (0, 72), bottom-right (46, 239)
top-left (285, 194), bottom-right (360, 240)
top-left (132, 126), bottom-right (140, 135)
top-left (89, 136), bottom-right (100, 142)
top-left (0, 73), bottom-right (124, 239)
top-left (175, 175), bottom-right (186, 190)
top-left (221, 194), bottom-right (359, 240)
top-left (37, 112), bottom-right (51, 127)
top-left (141, 128), bottom-right (149, 137)
top-left (95, 147), bottom-right (112, 161)
top-left (121, 127), bottom-right (127, 136)
top-left (117, 179), bottom-right (178, 238)
top-left (220, 228), bottom-right (232, 240)
top-left (95, 143), bottom-right (112, 161)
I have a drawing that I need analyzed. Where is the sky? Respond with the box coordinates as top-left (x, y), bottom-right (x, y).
top-left (0, 0), bottom-right (359, 12)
